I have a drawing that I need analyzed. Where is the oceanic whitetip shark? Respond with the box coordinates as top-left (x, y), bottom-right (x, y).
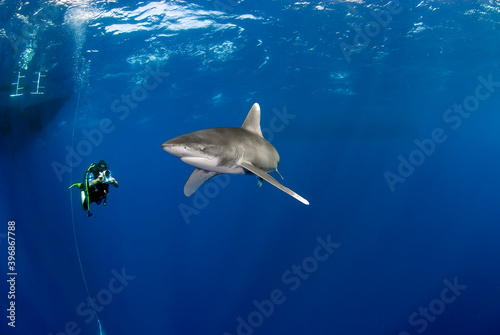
top-left (162, 103), bottom-right (309, 205)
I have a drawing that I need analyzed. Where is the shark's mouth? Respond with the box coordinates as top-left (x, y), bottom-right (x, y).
top-left (181, 155), bottom-right (216, 168)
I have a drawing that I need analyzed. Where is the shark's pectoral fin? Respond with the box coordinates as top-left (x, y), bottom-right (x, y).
top-left (184, 168), bottom-right (220, 197)
top-left (238, 162), bottom-right (309, 205)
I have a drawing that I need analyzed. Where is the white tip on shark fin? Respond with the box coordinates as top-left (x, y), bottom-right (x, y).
top-left (184, 168), bottom-right (220, 196)
top-left (238, 161), bottom-right (309, 205)
top-left (241, 103), bottom-right (264, 138)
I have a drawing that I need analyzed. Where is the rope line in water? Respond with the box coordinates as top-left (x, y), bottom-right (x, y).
top-left (69, 89), bottom-right (104, 335)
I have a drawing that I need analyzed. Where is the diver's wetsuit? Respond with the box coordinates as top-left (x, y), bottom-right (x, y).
top-left (70, 160), bottom-right (117, 216)
top-left (83, 162), bottom-right (110, 210)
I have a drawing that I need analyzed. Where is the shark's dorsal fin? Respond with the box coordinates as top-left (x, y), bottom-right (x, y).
top-left (241, 103), bottom-right (263, 137)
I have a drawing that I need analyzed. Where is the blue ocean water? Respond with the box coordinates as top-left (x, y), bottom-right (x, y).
top-left (2, 0), bottom-right (500, 334)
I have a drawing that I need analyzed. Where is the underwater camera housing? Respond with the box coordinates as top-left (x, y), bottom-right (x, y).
top-left (99, 170), bottom-right (112, 183)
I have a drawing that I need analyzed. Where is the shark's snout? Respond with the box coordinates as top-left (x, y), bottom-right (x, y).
top-left (162, 139), bottom-right (207, 159)
top-left (161, 141), bottom-right (184, 157)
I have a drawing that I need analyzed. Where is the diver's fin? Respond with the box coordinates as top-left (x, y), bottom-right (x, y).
top-left (81, 191), bottom-right (87, 209)
top-left (238, 161), bottom-right (309, 205)
top-left (69, 183), bottom-right (82, 190)
top-left (184, 168), bottom-right (220, 197)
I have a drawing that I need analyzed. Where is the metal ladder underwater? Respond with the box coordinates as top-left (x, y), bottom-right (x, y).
top-left (31, 71), bottom-right (45, 95)
top-left (10, 70), bottom-right (46, 97)
top-left (10, 71), bottom-right (25, 97)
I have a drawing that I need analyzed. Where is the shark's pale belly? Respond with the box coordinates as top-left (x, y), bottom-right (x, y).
top-left (181, 156), bottom-right (245, 174)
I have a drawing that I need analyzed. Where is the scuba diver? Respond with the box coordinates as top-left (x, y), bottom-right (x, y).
top-left (69, 160), bottom-right (119, 217)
